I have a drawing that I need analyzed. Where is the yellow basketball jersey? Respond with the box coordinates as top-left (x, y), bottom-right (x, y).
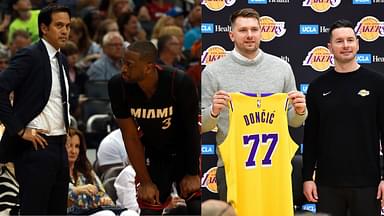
top-left (219, 92), bottom-right (298, 216)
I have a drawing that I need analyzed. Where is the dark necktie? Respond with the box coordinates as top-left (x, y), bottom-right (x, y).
top-left (55, 52), bottom-right (69, 131)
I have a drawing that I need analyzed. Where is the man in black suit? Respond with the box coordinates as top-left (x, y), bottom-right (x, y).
top-left (0, 4), bottom-right (71, 215)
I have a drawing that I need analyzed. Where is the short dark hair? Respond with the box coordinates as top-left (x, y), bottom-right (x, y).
top-left (38, 4), bottom-right (71, 38)
top-left (329, 19), bottom-right (355, 40)
top-left (11, 29), bottom-right (31, 41)
top-left (117, 12), bottom-right (135, 40)
top-left (230, 8), bottom-right (260, 27)
top-left (127, 41), bottom-right (157, 63)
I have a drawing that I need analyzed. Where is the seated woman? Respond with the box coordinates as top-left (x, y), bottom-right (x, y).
top-left (66, 128), bottom-right (116, 216)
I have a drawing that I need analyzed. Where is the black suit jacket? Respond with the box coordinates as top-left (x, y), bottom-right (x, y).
top-left (0, 40), bottom-right (69, 162)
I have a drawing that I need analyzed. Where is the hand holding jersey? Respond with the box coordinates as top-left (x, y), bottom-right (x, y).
top-left (211, 90), bottom-right (231, 117)
top-left (211, 90), bottom-right (306, 118)
top-left (287, 91), bottom-right (306, 115)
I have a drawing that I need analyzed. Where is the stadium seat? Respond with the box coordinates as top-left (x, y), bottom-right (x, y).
top-left (86, 114), bottom-right (115, 133)
top-left (103, 177), bottom-right (118, 202)
top-left (81, 99), bottom-right (111, 122)
top-left (84, 80), bottom-right (109, 100)
top-left (101, 165), bottom-right (125, 183)
top-left (70, 115), bottom-right (78, 129)
top-left (85, 113), bottom-right (117, 148)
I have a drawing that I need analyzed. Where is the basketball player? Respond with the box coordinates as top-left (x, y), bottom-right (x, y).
top-left (303, 19), bottom-right (384, 216)
top-left (108, 41), bottom-right (200, 214)
top-left (201, 7), bottom-right (307, 202)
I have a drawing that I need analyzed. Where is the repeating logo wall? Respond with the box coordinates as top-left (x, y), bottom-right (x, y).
top-left (356, 53), bottom-right (372, 64)
top-left (202, 145), bottom-right (216, 155)
top-left (302, 0), bottom-right (341, 13)
top-left (355, 16), bottom-right (384, 42)
top-left (202, 45), bottom-right (228, 65)
top-left (260, 16), bottom-right (286, 41)
top-left (202, 0), bottom-right (236, 11)
top-left (299, 24), bottom-right (319, 35)
top-left (352, 0), bottom-right (372, 4)
top-left (201, 23), bottom-right (214, 33)
top-left (201, 167), bottom-right (218, 193)
top-left (248, 0), bottom-right (268, 4)
top-left (303, 46), bottom-right (334, 72)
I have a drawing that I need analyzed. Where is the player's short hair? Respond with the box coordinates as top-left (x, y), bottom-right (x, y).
top-left (127, 41), bottom-right (157, 63)
top-left (230, 8), bottom-right (260, 27)
top-left (329, 19), bottom-right (355, 41)
top-left (38, 4), bottom-right (71, 38)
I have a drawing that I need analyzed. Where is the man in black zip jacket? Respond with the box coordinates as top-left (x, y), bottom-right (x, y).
top-left (302, 19), bottom-right (384, 216)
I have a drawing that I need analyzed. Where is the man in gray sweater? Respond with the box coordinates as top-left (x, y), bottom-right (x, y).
top-left (201, 8), bottom-right (307, 200)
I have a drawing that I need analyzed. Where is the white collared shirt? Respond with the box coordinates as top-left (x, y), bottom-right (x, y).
top-left (232, 48), bottom-right (262, 63)
top-left (26, 39), bottom-right (69, 135)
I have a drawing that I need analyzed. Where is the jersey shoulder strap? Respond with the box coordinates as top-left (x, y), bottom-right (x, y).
top-left (157, 64), bottom-right (185, 101)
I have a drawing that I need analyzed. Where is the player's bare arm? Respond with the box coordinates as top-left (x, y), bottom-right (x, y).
top-left (116, 117), bottom-right (160, 204)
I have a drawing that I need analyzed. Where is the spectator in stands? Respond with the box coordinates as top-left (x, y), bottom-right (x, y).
top-left (183, 4), bottom-right (201, 51)
top-left (8, 0), bottom-right (39, 43)
top-left (69, 17), bottom-right (101, 70)
top-left (145, 0), bottom-right (173, 21)
top-left (150, 15), bottom-right (175, 47)
top-left (108, 41), bottom-right (200, 215)
top-left (93, 18), bottom-right (119, 46)
top-left (158, 25), bottom-right (184, 50)
top-left (0, 0), bottom-right (12, 43)
top-left (87, 31), bottom-right (123, 81)
top-left (117, 12), bottom-right (146, 46)
top-left (0, 49), bottom-right (9, 72)
top-left (165, 6), bottom-right (184, 29)
top-left (107, 0), bottom-right (134, 19)
top-left (66, 128), bottom-right (116, 216)
top-left (157, 34), bottom-right (184, 70)
top-left (9, 29), bottom-right (32, 57)
top-left (81, 6), bottom-right (102, 39)
top-left (61, 41), bottom-right (88, 118)
top-left (202, 200), bottom-right (236, 216)
top-left (97, 129), bottom-right (128, 174)
top-left (186, 39), bottom-right (201, 94)
top-left (158, 25), bottom-right (186, 67)
top-left (0, 162), bottom-right (19, 215)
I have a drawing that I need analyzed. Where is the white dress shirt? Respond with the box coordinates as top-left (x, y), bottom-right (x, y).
top-left (26, 39), bottom-right (69, 135)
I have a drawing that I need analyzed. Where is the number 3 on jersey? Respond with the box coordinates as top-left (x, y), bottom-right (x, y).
top-left (243, 133), bottom-right (278, 168)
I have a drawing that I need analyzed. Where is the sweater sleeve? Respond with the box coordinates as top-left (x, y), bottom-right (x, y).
top-left (302, 83), bottom-right (319, 181)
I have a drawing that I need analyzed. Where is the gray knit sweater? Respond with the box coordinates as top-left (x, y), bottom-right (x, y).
top-left (201, 49), bottom-right (307, 166)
